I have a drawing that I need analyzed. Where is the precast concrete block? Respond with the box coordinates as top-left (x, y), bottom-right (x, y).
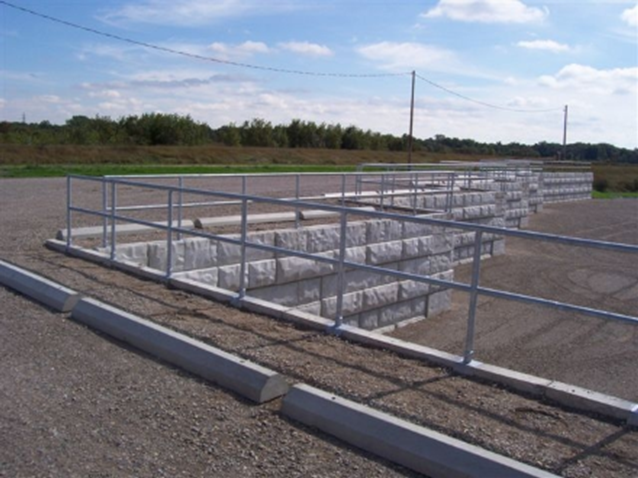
top-left (378, 301), bottom-right (417, 328)
top-left (216, 238), bottom-right (242, 266)
top-left (362, 283), bottom-right (399, 311)
top-left (115, 242), bottom-right (149, 267)
top-left (321, 291), bottom-right (362, 318)
top-left (345, 246), bottom-right (367, 264)
top-left (402, 221), bottom-right (435, 240)
top-left (174, 267), bottom-right (219, 287)
top-left (427, 289), bottom-right (452, 317)
top-left (305, 225), bottom-right (341, 253)
top-left (218, 264), bottom-right (245, 291)
top-left (398, 280), bottom-right (431, 301)
top-left (298, 277), bottom-right (322, 304)
top-left (148, 240), bottom-right (186, 272)
top-left (246, 231), bottom-right (276, 261)
top-left (275, 228), bottom-right (303, 251)
top-left (183, 237), bottom-right (216, 270)
top-left (420, 233), bottom-right (454, 256)
top-left (0, 260), bottom-right (82, 312)
top-left (251, 281), bottom-right (299, 306)
top-left (247, 259), bottom-right (277, 289)
top-left (367, 219), bottom-right (402, 244)
top-left (345, 222), bottom-right (369, 247)
top-left (72, 298), bottom-right (289, 404)
top-left (402, 237), bottom-right (421, 259)
top-left (358, 309), bottom-right (379, 329)
top-left (367, 240), bottom-right (404, 265)
top-left (277, 252), bottom-right (335, 283)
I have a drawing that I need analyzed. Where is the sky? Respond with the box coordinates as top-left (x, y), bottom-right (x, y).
top-left (1, 0), bottom-right (637, 148)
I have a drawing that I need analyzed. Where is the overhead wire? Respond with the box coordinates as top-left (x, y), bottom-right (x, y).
top-left (415, 73), bottom-right (563, 113)
top-left (1, 0), bottom-right (564, 113)
top-left (0, 1), bottom-right (408, 78)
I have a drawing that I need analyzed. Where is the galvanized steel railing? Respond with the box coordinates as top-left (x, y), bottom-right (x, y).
top-left (64, 173), bottom-right (637, 365)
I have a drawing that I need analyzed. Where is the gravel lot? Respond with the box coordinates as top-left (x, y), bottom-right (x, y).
top-left (1, 177), bottom-right (637, 477)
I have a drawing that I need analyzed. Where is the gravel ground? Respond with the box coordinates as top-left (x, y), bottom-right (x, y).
top-left (1, 177), bottom-right (637, 477)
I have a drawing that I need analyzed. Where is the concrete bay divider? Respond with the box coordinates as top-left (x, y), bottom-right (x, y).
top-left (0, 260), bottom-right (81, 312)
top-left (282, 384), bottom-right (559, 478)
top-left (72, 297), bottom-right (289, 404)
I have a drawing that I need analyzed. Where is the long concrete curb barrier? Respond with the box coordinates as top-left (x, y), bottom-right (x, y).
top-left (282, 384), bottom-right (559, 478)
top-left (299, 206), bottom-right (375, 220)
top-left (72, 298), bottom-right (289, 404)
top-left (56, 220), bottom-right (195, 241)
top-left (0, 260), bottom-right (81, 312)
top-left (195, 212), bottom-right (296, 229)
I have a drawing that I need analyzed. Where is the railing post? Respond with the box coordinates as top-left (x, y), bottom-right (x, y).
top-left (109, 180), bottom-right (117, 262)
top-left (379, 174), bottom-right (385, 211)
top-left (463, 230), bottom-right (483, 364)
top-left (334, 210), bottom-right (348, 329)
top-left (166, 190), bottom-right (174, 280)
top-left (295, 174), bottom-right (300, 229)
top-left (66, 175), bottom-right (72, 251)
top-left (390, 173), bottom-right (396, 207)
top-left (341, 174), bottom-right (346, 207)
top-left (101, 178), bottom-right (108, 248)
top-left (177, 176), bottom-right (183, 241)
top-left (238, 176), bottom-right (248, 299)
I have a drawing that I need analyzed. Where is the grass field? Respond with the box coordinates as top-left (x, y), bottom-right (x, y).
top-left (1, 144), bottom-right (637, 195)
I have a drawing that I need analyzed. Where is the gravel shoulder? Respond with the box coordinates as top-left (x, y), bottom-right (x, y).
top-left (1, 178), bottom-right (637, 477)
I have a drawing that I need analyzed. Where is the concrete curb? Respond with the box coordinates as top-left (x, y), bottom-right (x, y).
top-left (56, 220), bottom-right (195, 241)
top-left (72, 297), bottom-right (289, 404)
top-left (282, 384), bottom-right (559, 478)
top-left (299, 206), bottom-right (375, 220)
top-left (195, 212), bottom-right (296, 229)
top-left (0, 260), bottom-right (81, 312)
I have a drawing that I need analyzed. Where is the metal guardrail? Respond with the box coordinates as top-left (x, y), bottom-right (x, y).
top-left (65, 173), bottom-right (637, 365)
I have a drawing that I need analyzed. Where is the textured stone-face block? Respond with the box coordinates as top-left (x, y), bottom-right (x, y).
top-left (116, 242), bottom-right (149, 266)
top-left (321, 291), bottom-right (363, 318)
top-left (251, 281), bottom-right (298, 306)
top-left (183, 237), bottom-right (216, 270)
top-left (218, 264), bottom-right (244, 291)
top-left (277, 252), bottom-right (335, 283)
top-left (367, 240), bottom-right (404, 265)
top-left (148, 240), bottom-right (186, 272)
top-left (305, 226), bottom-right (341, 253)
top-left (248, 259), bottom-right (277, 289)
top-left (298, 278), bottom-right (322, 304)
top-left (175, 267), bottom-right (219, 287)
top-left (427, 289), bottom-right (452, 316)
top-left (362, 283), bottom-right (399, 311)
top-left (367, 219), bottom-right (402, 243)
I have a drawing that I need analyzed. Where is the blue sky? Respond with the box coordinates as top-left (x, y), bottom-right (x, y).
top-left (1, 0), bottom-right (637, 148)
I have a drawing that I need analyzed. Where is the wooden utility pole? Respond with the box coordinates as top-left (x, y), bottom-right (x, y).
top-left (562, 104), bottom-right (568, 161)
top-left (407, 70), bottom-right (415, 165)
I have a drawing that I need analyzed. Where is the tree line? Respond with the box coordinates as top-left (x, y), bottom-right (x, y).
top-left (1, 114), bottom-right (636, 163)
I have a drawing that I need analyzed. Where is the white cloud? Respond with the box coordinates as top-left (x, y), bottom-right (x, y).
top-left (208, 41), bottom-right (271, 58)
top-left (516, 39), bottom-right (571, 53)
top-left (102, 0), bottom-right (250, 26)
top-left (0, 98), bottom-right (6, 109)
top-left (357, 42), bottom-right (455, 72)
top-left (101, 0), bottom-right (297, 26)
top-left (422, 0), bottom-right (548, 24)
top-left (539, 64), bottom-right (638, 95)
top-left (621, 4), bottom-right (638, 27)
top-left (279, 41), bottom-right (333, 57)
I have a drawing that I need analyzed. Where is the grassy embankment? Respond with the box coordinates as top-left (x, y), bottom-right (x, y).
top-left (1, 144), bottom-right (637, 197)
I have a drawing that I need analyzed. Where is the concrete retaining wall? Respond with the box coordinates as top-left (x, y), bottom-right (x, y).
top-left (541, 172), bottom-right (593, 204)
top-left (112, 217), bottom-right (455, 330)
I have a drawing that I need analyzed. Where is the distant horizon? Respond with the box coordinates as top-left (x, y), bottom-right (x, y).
top-left (1, 1), bottom-right (636, 149)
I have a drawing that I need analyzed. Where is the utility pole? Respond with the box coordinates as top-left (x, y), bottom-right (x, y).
top-left (562, 104), bottom-right (568, 161)
top-left (407, 70), bottom-right (415, 165)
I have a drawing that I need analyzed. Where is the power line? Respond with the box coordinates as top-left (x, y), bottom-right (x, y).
top-left (415, 73), bottom-right (562, 113)
top-left (1, 0), bottom-right (564, 113)
top-left (0, 0), bottom-right (408, 79)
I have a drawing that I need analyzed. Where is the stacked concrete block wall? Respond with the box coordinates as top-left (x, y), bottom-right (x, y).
top-left (541, 172), bottom-right (593, 204)
top-left (112, 217), bottom-right (455, 331)
top-left (391, 190), bottom-right (506, 264)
